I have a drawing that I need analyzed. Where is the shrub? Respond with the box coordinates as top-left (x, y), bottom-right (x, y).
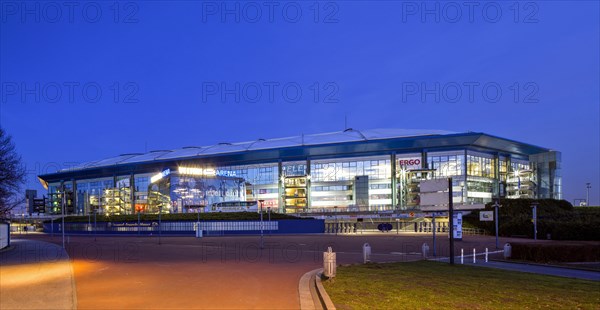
top-left (463, 199), bottom-right (599, 241)
top-left (510, 242), bottom-right (600, 263)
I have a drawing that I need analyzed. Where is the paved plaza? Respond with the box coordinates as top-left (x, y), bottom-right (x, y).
top-left (0, 233), bottom-right (587, 309)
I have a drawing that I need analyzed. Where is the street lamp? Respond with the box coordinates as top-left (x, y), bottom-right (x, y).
top-left (586, 183), bottom-right (591, 206)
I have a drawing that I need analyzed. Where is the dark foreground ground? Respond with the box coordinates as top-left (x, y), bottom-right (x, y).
top-left (2, 232), bottom-right (570, 309)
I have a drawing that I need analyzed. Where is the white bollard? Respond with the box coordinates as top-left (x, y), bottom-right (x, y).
top-left (473, 248), bottom-right (476, 264)
top-left (503, 243), bottom-right (512, 258)
top-left (485, 248), bottom-right (488, 263)
top-left (323, 247), bottom-right (336, 278)
top-left (461, 248), bottom-right (464, 264)
top-left (421, 243), bottom-right (430, 258)
top-left (363, 243), bottom-right (371, 263)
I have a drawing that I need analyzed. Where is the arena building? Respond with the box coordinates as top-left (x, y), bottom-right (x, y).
top-left (37, 128), bottom-right (561, 215)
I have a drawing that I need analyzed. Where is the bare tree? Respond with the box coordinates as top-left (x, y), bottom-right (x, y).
top-left (0, 127), bottom-right (26, 217)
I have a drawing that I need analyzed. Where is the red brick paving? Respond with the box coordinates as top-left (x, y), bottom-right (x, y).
top-left (15, 233), bottom-right (521, 309)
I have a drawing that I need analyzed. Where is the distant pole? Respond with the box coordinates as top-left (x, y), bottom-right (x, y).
top-left (432, 213), bottom-right (436, 257)
top-left (334, 206), bottom-right (338, 236)
top-left (586, 183), bottom-right (591, 206)
top-left (62, 186), bottom-right (66, 249)
top-left (94, 209), bottom-right (97, 241)
top-left (493, 200), bottom-right (500, 249)
top-left (137, 211), bottom-right (141, 237)
top-left (448, 177), bottom-right (454, 265)
top-left (267, 207), bottom-right (271, 235)
top-left (531, 201), bottom-right (538, 241)
top-left (259, 200), bottom-right (264, 249)
top-left (158, 206), bottom-right (162, 245)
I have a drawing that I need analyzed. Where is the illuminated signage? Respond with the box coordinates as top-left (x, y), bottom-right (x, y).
top-left (178, 166), bottom-right (236, 177)
top-left (151, 169), bottom-right (171, 183)
top-left (397, 158), bottom-right (422, 169)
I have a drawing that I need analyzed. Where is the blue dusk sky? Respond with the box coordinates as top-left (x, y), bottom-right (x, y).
top-left (0, 1), bottom-right (598, 205)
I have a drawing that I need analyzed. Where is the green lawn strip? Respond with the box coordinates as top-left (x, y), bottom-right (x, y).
top-left (322, 261), bottom-right (600, 309)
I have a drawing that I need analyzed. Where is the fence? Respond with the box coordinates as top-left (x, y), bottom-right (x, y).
top-left (43, 219), bottom-right (324, 236)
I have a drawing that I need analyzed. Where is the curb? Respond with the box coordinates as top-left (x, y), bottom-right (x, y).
top-left (299, 268), bottom-right (337, 310)
top-left (299, 268), bottom-right (321, 310)
top-left (314, 272), bottom-right (336, 310)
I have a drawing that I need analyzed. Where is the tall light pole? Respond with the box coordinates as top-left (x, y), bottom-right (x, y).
top-left (586, 183), bottom-right (591, 206)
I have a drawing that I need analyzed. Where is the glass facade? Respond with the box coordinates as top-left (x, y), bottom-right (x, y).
top-left (310, 155), bottom-right (392, 212)
top-left (42, 148), bottom-right (562, 215)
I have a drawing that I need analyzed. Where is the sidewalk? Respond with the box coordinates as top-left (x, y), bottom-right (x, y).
top-left (433, 254), bottom-right (600, 281)
top-left (0, 239), bottom-right (77, 309)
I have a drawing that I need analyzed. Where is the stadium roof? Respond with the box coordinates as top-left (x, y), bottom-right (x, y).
top-left (59, 129), bottom-right (455, 172)
top-left (38, 128), bottom-right (554, 183)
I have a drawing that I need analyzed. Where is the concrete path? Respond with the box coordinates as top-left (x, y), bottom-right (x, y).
top-left (433, 253), bottom-right (600, 281)
top-left (467, 260), bottom-right (600, 281)
top-left (0, 239), bottom-right (77, 309)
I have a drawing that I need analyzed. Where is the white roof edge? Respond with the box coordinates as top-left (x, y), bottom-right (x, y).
top-left (59, 128), bottom-right (458, 172)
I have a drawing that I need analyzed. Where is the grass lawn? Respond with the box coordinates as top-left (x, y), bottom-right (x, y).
top-left (322, 261), bottom-right (600, 309)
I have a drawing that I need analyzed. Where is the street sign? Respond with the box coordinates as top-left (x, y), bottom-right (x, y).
top-left (420, 179), bottom-right (449, 192)
top-left (420, 192), bottom-right (448, 206)
top-left (453, 213), bottom-right (463, 240)
top-left (480, 211), bottom-right (494, 221)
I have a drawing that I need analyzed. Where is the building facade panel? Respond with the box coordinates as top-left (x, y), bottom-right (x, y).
top-left (38, 130), bottom-right (561, 215)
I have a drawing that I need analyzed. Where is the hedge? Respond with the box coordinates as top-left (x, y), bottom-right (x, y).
top-left (463, 199), bottom-right (600, 241)
top-left (510, 242), bottom-right (600, 263)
